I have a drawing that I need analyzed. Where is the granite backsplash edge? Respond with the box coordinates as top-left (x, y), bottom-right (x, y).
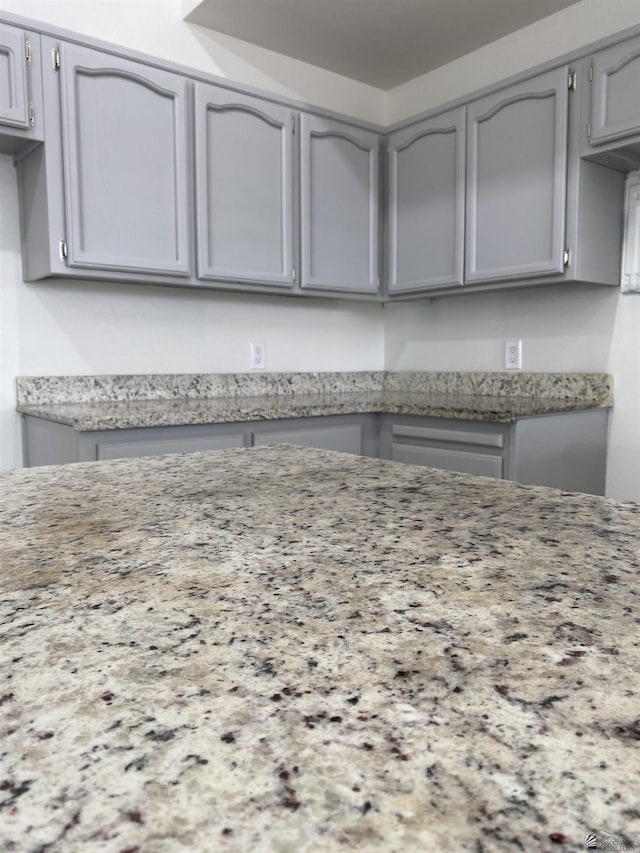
top-left (16, 371), bottom-right (614, 406)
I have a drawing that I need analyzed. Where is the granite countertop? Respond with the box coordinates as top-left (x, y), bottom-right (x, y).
top-left (15, 372), bottom-right (613, 431)
top-left (1, 445), bottom-right (638, 852)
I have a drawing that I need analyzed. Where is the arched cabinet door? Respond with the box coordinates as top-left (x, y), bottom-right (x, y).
top-left (194, 85), bottom-right (295, 288)
top-left (466, 67), bottom-right (568, 283)
top-left (300, 115), bottom-right (380, 295)
top-left (58, 43), bottom-right (190, 276)
top-left (387, 108), bottom-right (465, 294)
top-left (590, 36), bottom-right (640, 145)
top-left (0, 24), bottom-right (29, 128)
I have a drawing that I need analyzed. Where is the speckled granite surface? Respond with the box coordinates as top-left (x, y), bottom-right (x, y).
top-left (16, 372), bottom-right (613, 431)
top-left (1, 445), bottom-right (638, 852)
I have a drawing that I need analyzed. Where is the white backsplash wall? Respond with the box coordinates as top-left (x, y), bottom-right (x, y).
top-left (0, 155), bottom-right (384, 470)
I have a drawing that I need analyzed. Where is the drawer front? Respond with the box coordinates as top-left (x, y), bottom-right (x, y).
top-left (254, 424), bottom-right (362, 455)
top-left (391, 423), bottom-right (504, 447)
top-left (97, 433), bottom-right (246, 460)
top-left (392, 443), bottom-right (503, 478)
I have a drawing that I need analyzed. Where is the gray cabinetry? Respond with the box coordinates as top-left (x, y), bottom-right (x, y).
top-left (17, 38), bottom-right (191, 282)
top-left (0, 23), bottom-right (43, 153)
top-left (194, 84), bottom-right (295, 288)
top-left (21, 414), bottom-right (376, 466)
top-left (300, 115), bottom-right (380, 294)
top-left (387, 108), bottom-right (464, 294)
top-left (378, 409), bottom-right (609, 494)
top-left (465, 68), bottom-right (568, 283)
top-left (590, 34), bottom-right (640, 146)
top-left (253, 422), bottom-right (362, 454)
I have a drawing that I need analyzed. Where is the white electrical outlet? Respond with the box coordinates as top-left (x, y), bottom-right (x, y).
top-left (250, 341), bottom-right (266, 370)
top-left (504, 339), bottom-right (522, 370)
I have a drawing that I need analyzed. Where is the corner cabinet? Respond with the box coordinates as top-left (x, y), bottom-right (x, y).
top-left (465, 68), bottom-right (568, 283)
top-left (194, 84), bottom-right (295, 289)
top-left (590, 34), bottom-right (640, 145)
top-left (300, 115), bottom-right (380, 295)
top-left (17, 38), bottom-right (192, 283)
top-left (581, 34), bottom-right (640, 172)
top-left (0, 23), bottom-right (43, 154)
top-left (378, 410), bottom-right (609, 495)
top-left (387, 108), bottom-right (465, 294)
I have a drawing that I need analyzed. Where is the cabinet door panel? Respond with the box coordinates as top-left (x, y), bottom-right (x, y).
top-left (97, 433), bottom-right (246, 460)
top-left (195, 85), bottom-right (294, 286)
top-left (254, 424), bottom-right (362, 454)
top-left (591, 36), bottom-right (640, 144)
top-left (300, 115), bottom-right (379, 293)
top-left (392, 443), bottom-right (503, 478)
top-left (466, 68), bottom-right (568, 282)
top-left (0, 24), bottom-right (29, 128)
top-left (388, 108), bottom-right (464, 293)
top-left (59, 43), bottom-right (190, 276)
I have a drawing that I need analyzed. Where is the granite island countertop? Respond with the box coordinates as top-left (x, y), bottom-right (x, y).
top-left (16, 371), bottom-right (613, 431)
top-left (1, 445), bottom-right (638, 852)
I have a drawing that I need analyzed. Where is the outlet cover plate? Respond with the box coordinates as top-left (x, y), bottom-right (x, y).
top-left (504, 339), bottom-right (522, 370)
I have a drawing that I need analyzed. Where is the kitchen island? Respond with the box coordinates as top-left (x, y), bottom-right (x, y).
top-left (1, 445), bottom-right (638, 852)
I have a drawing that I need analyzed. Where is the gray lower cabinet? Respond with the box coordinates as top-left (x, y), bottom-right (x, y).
top-left (17, 38), bottom-right (192, 282)
top-left (465, 67), bottom-right (568, 283)
top-left (378, 410), bottom-right (609, 494)
top-left (0, 23), bottom-right (43, 154)
top-left (387, 108), bottom-right (465, 294)
top-left (194, 84), bottom-right (296, 288)
top-left (21, 414), bottom-right (378, 467)
top-left (300, 115), bottom-right (380, 295)
top-left (253, 423), bottom-right (363, 455)
top-left (22, 409), bottom-right (608, 494)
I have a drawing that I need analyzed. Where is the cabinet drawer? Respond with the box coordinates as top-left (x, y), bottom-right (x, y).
top-left (254, 424), bottom-right (362, 454)
top-left (391, 423), bottom-right (504, 447)
top-left (392, 443), bottom-right (503, 478)
top-left (97, 433), bottom-right (246, 460)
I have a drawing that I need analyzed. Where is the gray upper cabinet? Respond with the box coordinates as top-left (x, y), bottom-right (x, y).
top-left (194, 85), bottom-right (295, 288)
top-left (387, 108), bottom-right (465, 294)
top-left (0, 23), bottom-right (43, 154)
top-left (466, 67), bottom-right (568, 283)
top-left (57, 43), bottom-right (191, 277)
top-left (300, 115), bottom-right (380, 294)
top-left (590, 35), bottom-right (640, 145)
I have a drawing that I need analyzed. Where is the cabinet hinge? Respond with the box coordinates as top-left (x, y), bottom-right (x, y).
top-left (589, 65), bottom-right (593, 83)
top-left (25, 39), bottom-right (32, 64)
top-left (59, 240), bottom-right (68, 261)
top-left (291, 115), bottom-right (295, 135)
top-left (51, 48), bottom-right (60, 71)
top-left (587, 120), bottom-right (591, 138)
top-left (292, 266), bottom-right (296, 282)
top-left (28, 102), bottom-right (35, 126)
top-left (563, 248), bottom-right (571, 267)
top-left (568, 70), bottom-right (577, 92)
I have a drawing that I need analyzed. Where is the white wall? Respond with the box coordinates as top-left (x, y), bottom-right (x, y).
top-left (384, 0), bottom-right (640, 503)
top-left (0, 0), bottom-right (385, 472)
top-left (387, 0), bottom-right (640, 124)
top-left (0, 0), bottom-right (384, 124)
